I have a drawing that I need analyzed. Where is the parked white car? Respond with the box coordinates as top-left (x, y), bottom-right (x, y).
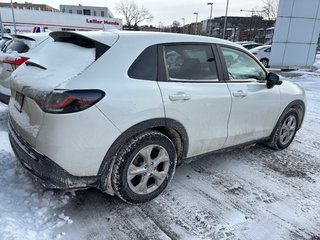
top-left (250, 45), bottom-right (272, 67)
top-left (0, 32), bottom-right (50, 103)
top-left (240, 42), bottom-right (263, 50)
top-left (8, 31), bottom-right (306, 203)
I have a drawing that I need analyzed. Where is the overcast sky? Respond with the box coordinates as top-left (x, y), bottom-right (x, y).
top-left (5, 0), bottom-right (265, 26)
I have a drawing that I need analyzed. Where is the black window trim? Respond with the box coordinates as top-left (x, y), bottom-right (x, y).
top-left (216, 44), bottom-right (268, 83)
top-left (127, 44), bottom-right (158, 81)
top-left (50, 31), bottom-right (110, 60)
top-left (157, 42), bottom-right (225, 83)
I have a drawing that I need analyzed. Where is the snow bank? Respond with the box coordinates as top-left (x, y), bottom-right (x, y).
top-left (0, 103), bottom-right (72, 240)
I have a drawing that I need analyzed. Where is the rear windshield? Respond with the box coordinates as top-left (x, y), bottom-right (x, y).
top-left (4, 40), bottom-right (30, 53)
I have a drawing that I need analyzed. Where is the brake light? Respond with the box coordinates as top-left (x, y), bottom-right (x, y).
top-left (4, 57), bottom-right (29, 69)
top-left (15, 57), bottom-right (29, 66)
top-left (22, 88), bottom-right (105, 114)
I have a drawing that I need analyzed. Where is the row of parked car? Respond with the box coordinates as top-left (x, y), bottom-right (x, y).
top-left (0, 33), bottom-right (51, 103)
top-left (237, 41), bottom-right (272, 68)
top-left (1, 31), bottom-right (305, 203)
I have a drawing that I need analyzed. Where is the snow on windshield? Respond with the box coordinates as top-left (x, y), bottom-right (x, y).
top-left (12, 41), bottom-right (95, 91)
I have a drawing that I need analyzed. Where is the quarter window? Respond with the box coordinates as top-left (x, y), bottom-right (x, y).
top-left (128, 45), bottom-right (157, 81)
top-left (221, 47), bottom-right (266, 81)
top-left (163, 45), bottom-right (218, 81)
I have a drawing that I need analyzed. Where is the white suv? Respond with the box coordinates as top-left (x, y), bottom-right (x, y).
top-left (8, 31), bottom-right (306, 203)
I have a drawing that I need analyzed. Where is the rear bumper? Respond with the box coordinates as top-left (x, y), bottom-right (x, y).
top-left (9, 121), bottom-right (99, 189)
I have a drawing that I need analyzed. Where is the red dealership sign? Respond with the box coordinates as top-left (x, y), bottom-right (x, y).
top-left (86, 19), bottom-right (120, 26)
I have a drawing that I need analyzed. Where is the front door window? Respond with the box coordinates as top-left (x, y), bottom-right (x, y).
top-left (221, 47), bottom-right (266, 81)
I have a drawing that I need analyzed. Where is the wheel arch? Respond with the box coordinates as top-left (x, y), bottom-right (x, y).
top-left (271, 99), bottom-right (306, 138)
top-left (260, 58), bottom-right (269, 66)
top-left (97, 118), bottom-right (189, 193)
top-left (286, 100), bottom-right (306, 130)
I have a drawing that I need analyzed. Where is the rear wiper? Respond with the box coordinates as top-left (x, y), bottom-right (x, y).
top-left (25, 61), bottom-right (47, 70)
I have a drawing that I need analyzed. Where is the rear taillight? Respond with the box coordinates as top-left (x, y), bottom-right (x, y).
top-left (4, 57), bottom-right (29, 69)
top-left (15, 57), bottom-right (29, 66)
top-left (252, 52), bottom-right (257, 55)
top-left (22, 88), bottom-right (105, 114)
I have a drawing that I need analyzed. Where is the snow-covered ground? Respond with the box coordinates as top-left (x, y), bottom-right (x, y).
top-left (0, 67), bottom-right (319, 239)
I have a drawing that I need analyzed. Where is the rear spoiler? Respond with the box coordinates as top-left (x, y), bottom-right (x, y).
top-left (11, 34), bottom-right (36, 41)
top-left (50, 31), bottom-right (110, 60)
top-left (1, 36), bottom-right (12, 40)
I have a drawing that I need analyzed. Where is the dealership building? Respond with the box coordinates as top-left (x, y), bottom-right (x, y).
top-left (0, 3), bottom-right (122, 35)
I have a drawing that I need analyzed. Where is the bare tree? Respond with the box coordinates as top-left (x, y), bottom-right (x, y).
top-left (116, 0), bottom-right (154, 30)
top-left (171, 20), bottom-right (180, 33)
top-left (261, 0), bottom-right (279, 20)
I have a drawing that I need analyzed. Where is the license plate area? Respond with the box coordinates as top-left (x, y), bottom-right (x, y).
top-left (14, 91), bottom-right (25, 112)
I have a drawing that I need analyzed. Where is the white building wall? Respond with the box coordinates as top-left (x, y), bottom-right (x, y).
top-left (270, 0), bottom-right (320, 69)
top-left (59, 5), bottom-right (114, 18)
top-left (0, 7), bottom-right (122, 34)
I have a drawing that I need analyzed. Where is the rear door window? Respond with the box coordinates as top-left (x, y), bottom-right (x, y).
top-left (163, 44), bottom-right (218, 81)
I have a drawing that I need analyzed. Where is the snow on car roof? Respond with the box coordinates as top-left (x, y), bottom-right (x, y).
top-left (11, 32), bottom-right (50, 43)
top-left (53, 30), bottom-right (242, 49)
top-left (115, 30), bottom-right (242, 46)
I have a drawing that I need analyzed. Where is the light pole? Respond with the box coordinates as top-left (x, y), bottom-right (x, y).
top-left (159, 21), bottom-right (162, 32)
top-left (240, 8), bottom-right (265, 41)
top-left (0, 11), bottom-right (4, 38)
top-left (222, 0), bottom-right (229, 39)
top-left (207, 2), bottom-right (213, 37)
top-left (10, 0), bottom-right (17, 34)
top-left (181, 18), bottom-right (185, 34)
top-left (194, 12), bottom-right (198, 35)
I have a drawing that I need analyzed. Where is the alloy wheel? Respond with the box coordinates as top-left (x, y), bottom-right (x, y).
top-left (279, 115), bottom-right (297, 146)
top-left (127, 144), bottom-right (170, 195)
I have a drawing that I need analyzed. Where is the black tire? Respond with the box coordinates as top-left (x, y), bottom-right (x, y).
top-left (267, 108), bottom-right (299, 150)
top-left (111, 131), bottom-right (177, 204)
top-left (260, 58), bottom-right (269, 68)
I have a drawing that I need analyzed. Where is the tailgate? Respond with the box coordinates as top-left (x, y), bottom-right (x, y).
top-left (9, 31), bottom-right (118, 147)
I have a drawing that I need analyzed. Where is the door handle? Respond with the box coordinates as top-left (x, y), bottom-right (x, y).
top-left (232, 90), bottom-right (248, 98)
top-left (169, 92), bottom-right (191, 101)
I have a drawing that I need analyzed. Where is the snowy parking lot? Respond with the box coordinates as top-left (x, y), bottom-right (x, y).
top-left (0, 69), bottom-right (319, 240)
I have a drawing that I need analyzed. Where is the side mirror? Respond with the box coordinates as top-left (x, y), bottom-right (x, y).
top-left (266, 72), bottom-right (282, 89)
